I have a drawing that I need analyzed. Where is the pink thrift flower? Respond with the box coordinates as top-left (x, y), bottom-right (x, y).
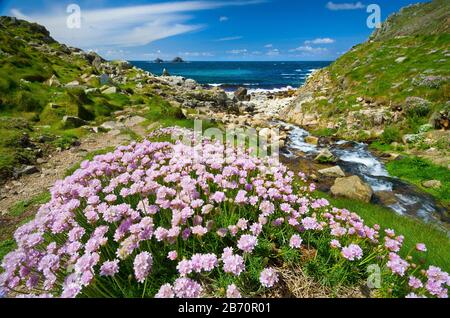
top-left (168, 251), bottom-right (178, 261)
top-left (100, 260), bottom-right (119, 277)
top-left (173, 278), bottom-right (203, 298)
top-left (259, 201), bottom-right (275, 216)
top-left (133, 252), bottom-right (153, 283)
top-left (387, 253), bottom-right (409, 276)
top-left (408, 276), bottom-right (423, 289)
top-left (226, 284), bottom-right (242, 298)
top-left (289, 234), bottom-right (303, 249)
top-left (330, 239), bottom-right (341, 249)
top-left (341, 244), bottom-right (363, 261)
top-left (155, 284), bottom-right (174, 298)
top-left (416, 243), bottom-right (427, 252)
top-left (211, 191), bottom-right (226, 203)
top-left (177, 259), bottom-right (193, 276)
top-left (191, 225), bottom-right (208, 237)
top-left (250, 223), bottom-right (263, 236)
top-left (259, 268), bottom-right (279, 288)
top-left (237, 235), bottom-right (258, 253)
top-left (302, 217), bottom-right (320, 230)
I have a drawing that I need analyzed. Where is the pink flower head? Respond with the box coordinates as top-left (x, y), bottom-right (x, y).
top-left (173, 278), bottom-right (203, 298)
top-left (341, 244), bottom-right (363, 261)
top-left (167, 251), bottom-right (178, 261)
top-left (226, 284), bottom-right (242, 298)
top-left (133, 252), bottom-right (153, 283)
top-left (408, 276), bottom-right (423, 289)
top-left (387, 253), bottom-right (409, 276)
top-left (416, 243), bottom-right (427, 252)
top-left (289, 234), bottom-right (303, 249)
top-left (155, 283), bottom-right (174, 298)
top-left (259, 268), bottom-right (278, 288)
top-left (259, 201), bottom-right (275, 216)
top-left (330, 239), bottom-right (341, 249)
top-left (100, 260), bottom-right (119, 277)
top-left (211, 191), bottom-right (226, 203)
top-left (237, 235), bottom-right (258, 253)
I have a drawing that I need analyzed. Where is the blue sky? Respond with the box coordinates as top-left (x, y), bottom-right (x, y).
top-left (0, 0), bottom-right (430, 61)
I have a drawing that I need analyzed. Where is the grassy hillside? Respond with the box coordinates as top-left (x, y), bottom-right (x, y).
top-left (370, 0), bottom-right (449, 40)
top-left (0, 17), bottom-right (180, 182)
top-left (284, 0), bottom-right (449, 150)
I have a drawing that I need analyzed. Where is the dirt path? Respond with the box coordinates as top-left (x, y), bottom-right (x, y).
top-left (0, 112), bottom-right (150, 217)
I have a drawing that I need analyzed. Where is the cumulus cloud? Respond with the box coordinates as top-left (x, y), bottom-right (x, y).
top-left (305, 38), bottom-right (335, 44)
top-left (289, 45), bottom-right (328, 54)
top-left (215, 36), bottom-right (243, 41)
top-left (264, 44), bottom-right (273, 48)
top-left (10, 1), bottom-right (264, 48)
top-left (179, 51), bottom-right (214, 57)
top-left (227, 49), bottom-right (248, 54)
top-left (219, 16), bottom-right (229, 22)
top-left (266, 48), bottom-right (279, 56)
top-left (326, 2), bottom-right (365, 11)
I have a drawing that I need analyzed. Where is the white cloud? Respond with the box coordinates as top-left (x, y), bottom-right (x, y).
top-left (215, 36), bottom-right (243, 42)
top-left (266, 48), bottom-right (279, 56)
top-left (10, 1), bottom-right (264, 48)
top-left (227, 49), bottom-right (248, 54)
top-left (305, 37), bottom-right (335, 45)
top-left (326, 2), bottom-right (365, 11)
top-left (219, 16), bottom-right (229, 22)
top-left (179, 51), bottom-right (214, 57)
top-left (289, 45), bottom-right (328, 54)
top-left (264, 44), bottom-right (273, 48)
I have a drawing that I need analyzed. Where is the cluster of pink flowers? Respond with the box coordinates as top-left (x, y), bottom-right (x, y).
top-left (259, 268), bottom-right (279, 288)
top-left (341, 244), bottom-right (364, 261)
top-left (0, 126), bottom-right (448, 298)
top-left (133, 252), bottom-right (153, 283)
top-left (176, 253), bottom-right (218, 276)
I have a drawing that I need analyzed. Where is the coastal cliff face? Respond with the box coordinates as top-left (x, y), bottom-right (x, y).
top-left (282, 0), bottom-right (449, 147)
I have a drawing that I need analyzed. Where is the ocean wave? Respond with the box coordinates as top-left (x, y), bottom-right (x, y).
top-left (247, 86), bottom-right (295, 94)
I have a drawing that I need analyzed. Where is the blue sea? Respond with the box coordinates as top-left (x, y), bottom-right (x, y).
top-left (130, 61), bottom-right (331, 92)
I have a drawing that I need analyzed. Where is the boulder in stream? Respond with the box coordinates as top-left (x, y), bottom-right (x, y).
top-left (318, 166), bottom-right (345, 178)
top-left (314, 148), bottom-right (335, 163)
top-left (331, 175), bottom-right (373, 203)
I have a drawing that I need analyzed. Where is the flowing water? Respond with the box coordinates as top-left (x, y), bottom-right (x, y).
top-left (280, 123), bottom-right (448, 230)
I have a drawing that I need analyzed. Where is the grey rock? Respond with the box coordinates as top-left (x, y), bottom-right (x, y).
top-left (331, 176), bottom-right (373, 203)
top-left (13, 165), bottom-right (39, 178)
top-left (234, 87), bottom-right (250, 101)
top-left (314, 148), bottom-right (335, 163)
top-left (62, 116), bottom-right (88, 128)
top-left (45, 75), bottom-right (61, 87)
top-left (65, 80), bottom-right (80, 88)
top-left (422, 180), bottom-right (442, 189)
top-left (99, 74), bottom-right (112, 85)
top-left (101, 86), bottom-right (117, 94)
top-left (318, 166), bottom-right (346, 178)
top-left (100, 121), bottom-right (124, 131)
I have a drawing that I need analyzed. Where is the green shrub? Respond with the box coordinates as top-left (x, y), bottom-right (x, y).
top-left (381, 126), bottom-right (401, 144)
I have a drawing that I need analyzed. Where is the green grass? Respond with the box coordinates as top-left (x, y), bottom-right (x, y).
top-left (0, 239), bottom-right (16, 264)
top-left (9, 191), bottom-right (51, 217)
top-left (318, 191), bottom-right (450, 272)
top-left (386, 156), bottom-right (450, 206)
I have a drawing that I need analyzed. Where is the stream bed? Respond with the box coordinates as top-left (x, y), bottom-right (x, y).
top-left (279, 122), bottom-right (448, 231)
